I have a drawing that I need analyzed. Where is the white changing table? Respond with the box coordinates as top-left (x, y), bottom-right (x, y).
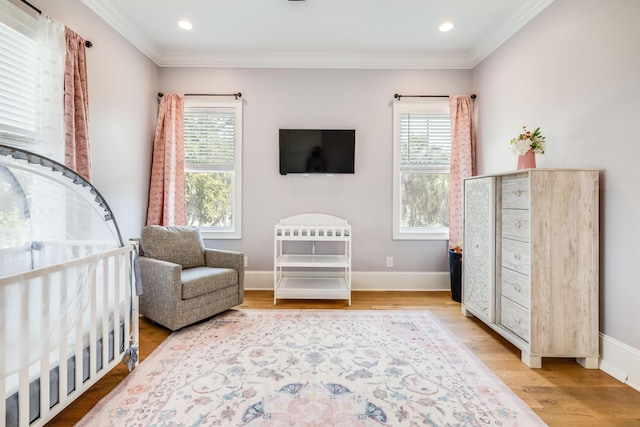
top-left (274, 213), bottom-right (352, 305)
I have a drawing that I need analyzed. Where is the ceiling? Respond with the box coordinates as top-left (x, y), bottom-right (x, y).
top-left (80, 0), bottom-right (554, 69)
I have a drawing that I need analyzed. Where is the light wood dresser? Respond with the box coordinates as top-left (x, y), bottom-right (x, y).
top-left (462, 169), bottom-right (599, 368)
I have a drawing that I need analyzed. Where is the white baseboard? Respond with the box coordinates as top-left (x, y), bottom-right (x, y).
top-left (245, 270), bottom-right (451, 291)
top-left (599, 332), bottom-right (640, 392)
top-left (351, 271), bottom-right (451, 291)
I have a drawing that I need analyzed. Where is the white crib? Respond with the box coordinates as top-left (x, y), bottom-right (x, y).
top-left (1, 243), bottom-right (139, 427)
top-left (0, 144), bottom-right (140, 426)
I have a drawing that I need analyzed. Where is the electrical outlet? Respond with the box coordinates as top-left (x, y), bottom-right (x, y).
top-left (386, 257), bottom-right (393, 268)
top-left (244, 256), bottom-right (248, 268)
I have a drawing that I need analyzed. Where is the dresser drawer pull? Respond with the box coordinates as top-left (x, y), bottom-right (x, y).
top-left (515, 221), bottom-right (522, 228)
top-left (514, 190), bottom-right (522, 197)
top-left (514, 317), bottom-right (521, 324)
top-left (514, 284), bottom-right (521, 292)
top-left (514, 253), bottom-right (521, 260)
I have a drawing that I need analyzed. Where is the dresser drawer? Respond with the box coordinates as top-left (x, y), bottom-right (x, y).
top-left (501, 296), bottom-right (530, 342)
top-left (501, 238), bottom-right (530, 275)
top-left (501, 175), bottom-right (529, 209)
top-left (502, 208), bottom-right (530, 242)
top-left (501, 268), bottom-right (530, 308)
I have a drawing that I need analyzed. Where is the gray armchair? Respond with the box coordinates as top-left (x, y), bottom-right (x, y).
top-left (139, 225), bottom-right (244, 331)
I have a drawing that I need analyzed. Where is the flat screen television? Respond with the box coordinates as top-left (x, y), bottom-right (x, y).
top-left (279, 129), bottom-right (355, 175)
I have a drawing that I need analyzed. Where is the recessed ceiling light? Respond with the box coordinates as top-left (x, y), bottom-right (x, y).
top-left (178, 20), bottom-right (193, 30)
top-left (439, 22), bottom-right (454, 32)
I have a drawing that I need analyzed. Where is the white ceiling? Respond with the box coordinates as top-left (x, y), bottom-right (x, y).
top-left (80, 0), bottom-right (554, 69)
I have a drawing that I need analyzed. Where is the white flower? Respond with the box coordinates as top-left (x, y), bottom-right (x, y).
top-left (508, 126), bottom-right (546, 155)
top-left (510, 138), bottom-right (535, 155)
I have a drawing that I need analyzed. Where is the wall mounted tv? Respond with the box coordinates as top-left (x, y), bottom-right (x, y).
top-left (279, 129), bottom-right (355, 175)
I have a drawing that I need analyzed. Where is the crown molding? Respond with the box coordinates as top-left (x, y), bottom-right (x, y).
top-left (81, 0), bottom-right (555, 70)
top-left (468, 0), bottom-right (555, 67)
top-left (80, 0), bottom-right (162, 64)
top-left (155, 51), bottom-right (475, 70)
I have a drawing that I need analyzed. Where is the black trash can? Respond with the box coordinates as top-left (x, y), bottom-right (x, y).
top-left (448, 249), bottom-right (462, 303)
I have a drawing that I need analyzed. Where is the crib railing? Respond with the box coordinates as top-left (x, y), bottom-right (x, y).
top-left (0, 244), bottom-right (139, 427)
top-left (0, 229), bottom-right (30, 248)
top-left (0, 234), bottom-right (118, 277)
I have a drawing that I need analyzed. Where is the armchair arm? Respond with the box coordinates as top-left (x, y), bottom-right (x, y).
top-left (139, 256), bottom-right (183, 326)
top-left (204, 249), bottom-right (244, 302)
top-left (204, 249), bottom-right (243, 270)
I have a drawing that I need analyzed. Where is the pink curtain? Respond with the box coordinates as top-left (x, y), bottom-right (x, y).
top-left (448, 95), bottom-right (476, 249)
top-left (64, 28), bottom-right (92, 181)
top-left (146, 94), bottom-right (186, 226)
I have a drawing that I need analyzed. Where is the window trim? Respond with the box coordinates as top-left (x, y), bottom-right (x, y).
top-left (392, 100), bottom-right (450, 241)
top-left (183, 99), bottom-right (243, 240)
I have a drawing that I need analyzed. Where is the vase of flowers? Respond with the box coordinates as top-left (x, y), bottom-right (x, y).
top-left (509, 126), bottom-right (546, 170)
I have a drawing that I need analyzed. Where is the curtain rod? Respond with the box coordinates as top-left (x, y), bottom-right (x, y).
top-left (19, 0), bottom-right (93, 48)
top-left (394, 93), bottom-right (476, 100)
top-left (158, 92), bottom-right (242, 100)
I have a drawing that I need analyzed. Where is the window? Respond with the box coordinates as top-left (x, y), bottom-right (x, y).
top-left (183, 100), bottom-right (243, 239)
top-left (0, 0), bottom-right (37, 148)
top-left (392, 100), bottom-right (451, 240)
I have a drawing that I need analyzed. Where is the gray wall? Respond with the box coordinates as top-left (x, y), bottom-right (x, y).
top-left (472, 0), bottom-right (640, 349)
top-left (159, 68), bottom-right (473, 272)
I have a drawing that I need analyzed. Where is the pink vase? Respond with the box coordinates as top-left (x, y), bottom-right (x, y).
top-left (517, 150), bottom-right (536, 170)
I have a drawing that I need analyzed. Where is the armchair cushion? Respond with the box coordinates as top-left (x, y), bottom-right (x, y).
top-left (141, 225), bottom-right (205, 269)
top-left (181, 267), bottom-right (238, 300)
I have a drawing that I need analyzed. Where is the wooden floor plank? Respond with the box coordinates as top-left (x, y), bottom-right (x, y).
top-left (45, 291), bottom-right (640, 426)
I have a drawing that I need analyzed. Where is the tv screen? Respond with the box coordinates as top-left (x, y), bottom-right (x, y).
top-left (279, 129), bottom-right (355, 175)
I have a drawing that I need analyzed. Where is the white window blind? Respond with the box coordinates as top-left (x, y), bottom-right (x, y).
top-left (0, 3), bottom-right (37, 145)
top-left (392, 101), bottom-right (451, 240)
top-left (399, 112), bottom-right (451, 170)
top-left (184, 106), bottom-right (236, 171)
top-left (183, 100), bottom-right (243, 239)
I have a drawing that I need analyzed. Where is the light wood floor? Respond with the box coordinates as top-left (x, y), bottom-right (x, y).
top-left (46, 291), bottom-right (640, 426)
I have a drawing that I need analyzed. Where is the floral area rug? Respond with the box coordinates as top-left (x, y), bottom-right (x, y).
top-left (78, 310), bottom-right (547, 426)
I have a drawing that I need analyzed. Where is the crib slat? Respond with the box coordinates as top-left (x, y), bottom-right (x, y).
top-left (19, 280), bottom-right (29, 427)
top-left (0, 284), bottom-right (6, 426)
top-left (58, 269), bottom-right (68, 408)
top-left (124, 252), bottom-right (140, 360)
top-left (0, 380), bottom-right (4, 423)
top-left (75, 265), bottom-right (83, 397)
top-left (102, 257), bottom-right (109, 370)
top-left (114, 253), bottom-right (121, 363)
top-left (129, 246), bottom-right (138, 362)
top-left (40, 275), bottom-right (51, 424)
top-left (89, 265), bottom-right (97, 380)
